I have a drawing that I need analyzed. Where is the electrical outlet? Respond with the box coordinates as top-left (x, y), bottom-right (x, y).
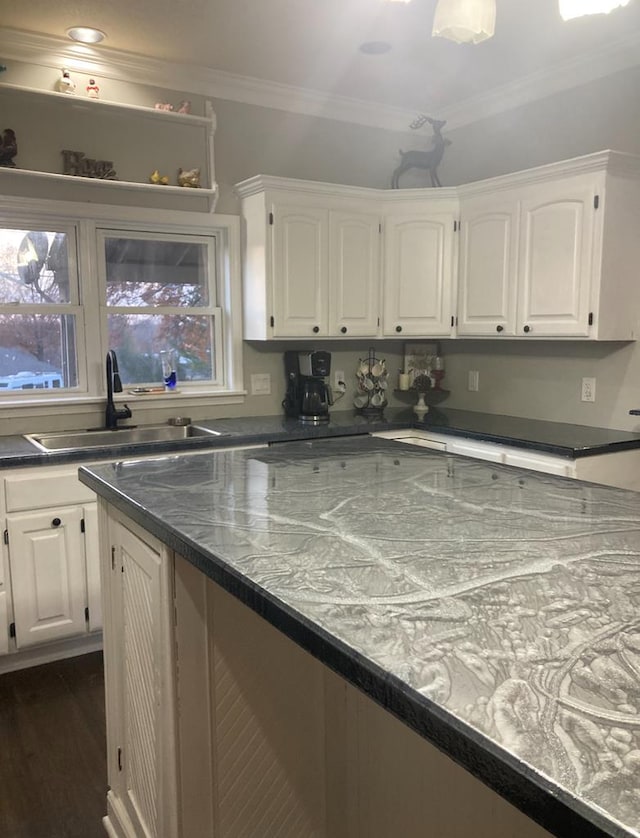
top-left (334, 369), bottom-right (345, 389)
top-left (250, 373), bottom-right (271, 396)
top-left (468, 370), bottom-right (480, 392)
top-left (581, 377), bottom-right (596, 402)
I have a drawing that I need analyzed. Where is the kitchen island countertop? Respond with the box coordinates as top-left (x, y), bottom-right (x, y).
top-left (80, 435), bottom-right (640, 838)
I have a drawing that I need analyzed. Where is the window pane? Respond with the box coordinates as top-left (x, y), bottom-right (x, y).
top-left (104, 237), bottom-right (211, 307)
top-left (107, 314), bottom-right (214, 384)
top-left (0, 314), bottom-right (78, 389)
top-left (0, 229), bottom-right (72, 303)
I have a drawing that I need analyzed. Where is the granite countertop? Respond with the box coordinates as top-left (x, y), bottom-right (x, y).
top-left (80, 436), bottom-right (640, 838)
top-left (2, 407), bottom-right (640, 469)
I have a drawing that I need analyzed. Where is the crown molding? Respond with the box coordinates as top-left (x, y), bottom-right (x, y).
top-left (1, 25), bottom-right (639, 135)
top-left (439, 28), bottom-right (640, 131)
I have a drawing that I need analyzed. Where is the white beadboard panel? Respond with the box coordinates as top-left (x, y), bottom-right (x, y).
top-left (209, 583), bottom-right (327, 837)
top-left (121, 529), bottom-right (161, 838)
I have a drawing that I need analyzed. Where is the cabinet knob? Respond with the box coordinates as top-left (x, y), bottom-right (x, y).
top-left (523, 325), bottom-right (531, 333)
top-left (496, 325), bottom-right (504, 333)
top-left (395, 325), bottom-right (402, 333)
top-left (340, 326), bottom-right (347, 334)
top-left (52, 517), bottom-right (61, 528)
top-left (313, 326), bottom-right (320, 334)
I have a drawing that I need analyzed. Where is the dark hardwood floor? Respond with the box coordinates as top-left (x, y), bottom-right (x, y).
top-left (0, 652), bottom-right (107, 838)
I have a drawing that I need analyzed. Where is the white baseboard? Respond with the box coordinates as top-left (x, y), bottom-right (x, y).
top-left (0, 632), bottom-right (103, 674)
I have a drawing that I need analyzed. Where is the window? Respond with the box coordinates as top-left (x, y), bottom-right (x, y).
top-left (0, 225), bottom-right (83, 391)
top-left (0, 200), bottom-right (242, 407)
top-left (98, 230), bottom-right (222, 388)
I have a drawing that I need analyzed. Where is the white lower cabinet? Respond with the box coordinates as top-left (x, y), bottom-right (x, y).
top-left (0, 590), bottom-right (8, 655)
top-left (1, 465), bottom-right (101, 660)
top-left (7, 505), bottom-right (89, 648)
top-left (371, 429), bottom-right (640, 491)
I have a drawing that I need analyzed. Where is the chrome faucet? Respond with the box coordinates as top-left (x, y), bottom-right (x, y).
top-left (105, 350), bottom-right (132, 430)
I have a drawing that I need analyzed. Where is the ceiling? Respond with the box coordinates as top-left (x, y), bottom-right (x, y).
top-left (0, 0), bottom-right (639, 115)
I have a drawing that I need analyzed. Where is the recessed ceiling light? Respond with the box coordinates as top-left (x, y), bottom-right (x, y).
top-left (359, 41), bottom-right (392, 54)
top-left (66, 27), bottom-right (106, 44)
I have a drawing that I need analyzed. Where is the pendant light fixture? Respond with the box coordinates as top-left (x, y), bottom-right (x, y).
top-left (432, 0), bottom-right (497, 44)
top-left (559, 0), bottom-right (630, 20)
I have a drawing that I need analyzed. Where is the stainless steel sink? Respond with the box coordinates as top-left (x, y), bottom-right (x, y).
top-left (24, 424), bottom-right (223, 452)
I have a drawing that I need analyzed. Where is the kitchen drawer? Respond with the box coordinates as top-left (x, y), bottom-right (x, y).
top-left (446, 439), bottom-right (504, 463)
top-left (4, 468), bottom-right (95, 512)
top-left (503, 450), bottom-right (575, 477)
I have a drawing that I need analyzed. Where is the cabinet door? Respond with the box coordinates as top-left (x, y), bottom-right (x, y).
top-left (83, 503), bottom-right (102, 632)
top-left (517, 180), bottom-right (596, 337)
top-left (329, 211), bottom-right (380, 336)
top-left (107, 517), bottom-right (178, 838)
top-left (457, 197), bottom-right (518, 336)
top-left (0, 590), bottom-right (8, 655)
top-left (8, 506), bottom-right (87, 648)
top-left (271, 204), bottom-right (329, 337)
top-left (383, 213), bottom-right (455, 336)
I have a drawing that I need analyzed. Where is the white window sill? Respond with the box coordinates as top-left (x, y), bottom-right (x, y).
top-left (0, 389), bottom-right (247, 419)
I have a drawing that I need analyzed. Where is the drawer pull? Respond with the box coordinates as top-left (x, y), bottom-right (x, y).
top-left (52, 517), bottom-right (62, 528)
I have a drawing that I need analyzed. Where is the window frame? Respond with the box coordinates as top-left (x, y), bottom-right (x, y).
top-left (0, 194), bottom-right (244, 414)
top-left (96, 226), bottom-right (223, 390)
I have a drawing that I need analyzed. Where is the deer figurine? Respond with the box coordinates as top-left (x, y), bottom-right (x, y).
top-left (391, 116), bottom-right (452, 189)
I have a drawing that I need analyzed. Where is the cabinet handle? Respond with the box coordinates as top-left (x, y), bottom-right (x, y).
top-left (313, 326), bottom-right (320, 334)
top-left (395, 325), bottom-right (402, 333)
top-left (523, 325), bottom-right (531, 333)
top-left (496, 325), bottom-right (504, 333)
top-left (341, 326), bottom-right (347, 334)
top-left (52, 517), bottom-right (61, 528)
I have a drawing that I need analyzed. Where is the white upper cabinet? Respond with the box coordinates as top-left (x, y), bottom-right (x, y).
top-left (517, 178), bottom-right (595, 337)
top-left (457, 194), bottom-right (519, 337)
top-left (458, 152), bottom-right (640, 340)
top-left (330, 211), bottom-right (381, 337)
top-left (382, 207), bottom-right (457, 337)
top-left (237, 177), bottom-right (383, 339)
top-left (239, 153), bottom-right (640, 342)
top-left (271, 204), bottom-right (329, 337)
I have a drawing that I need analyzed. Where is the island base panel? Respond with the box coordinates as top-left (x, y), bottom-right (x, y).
top-left (174, 554), bottom-right (553, 838)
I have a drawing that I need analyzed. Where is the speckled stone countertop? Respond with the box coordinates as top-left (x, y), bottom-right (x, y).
top-left (3, 407), bottom-right (640, 468)
top-left (80, 436), bottom-right (640, 838)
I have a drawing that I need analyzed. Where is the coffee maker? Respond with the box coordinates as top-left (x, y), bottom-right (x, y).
top-left (283, 350), bottom-right (332, 423)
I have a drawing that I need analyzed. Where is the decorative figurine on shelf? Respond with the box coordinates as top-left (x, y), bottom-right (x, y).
top-left (411, 372), bottom-right (432, 419)
top-left (0, 129), bottom-right (17, 167)
top-left (149, 169), bottom-right (169, 186)
top-left (353, 349), bottom-right (388, 416)
top-left (62, 149), bottom-right (118, 180)
top-left (176, 100), bottom-right (191, 114)
top-left (177, 167), bottom-right (200, 188)
top-left (56, 69), bottom-right (76, 94)
top-left (86, 78), bottom-right (100, 99)
top-left (391, 115), bottom-right (451, 189)
top-left (431, 355), bottom-right (445, 391)
top-left (154, 101), bottom-right (174, 111)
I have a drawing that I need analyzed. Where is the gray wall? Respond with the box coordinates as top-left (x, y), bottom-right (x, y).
top-left (3, 58), bottom-right (640, 433)
top-left (432, 64), bottom-right (640, 432)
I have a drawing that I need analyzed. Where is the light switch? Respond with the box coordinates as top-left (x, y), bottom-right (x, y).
top-left (251, 373), bottom-right (271, 395)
